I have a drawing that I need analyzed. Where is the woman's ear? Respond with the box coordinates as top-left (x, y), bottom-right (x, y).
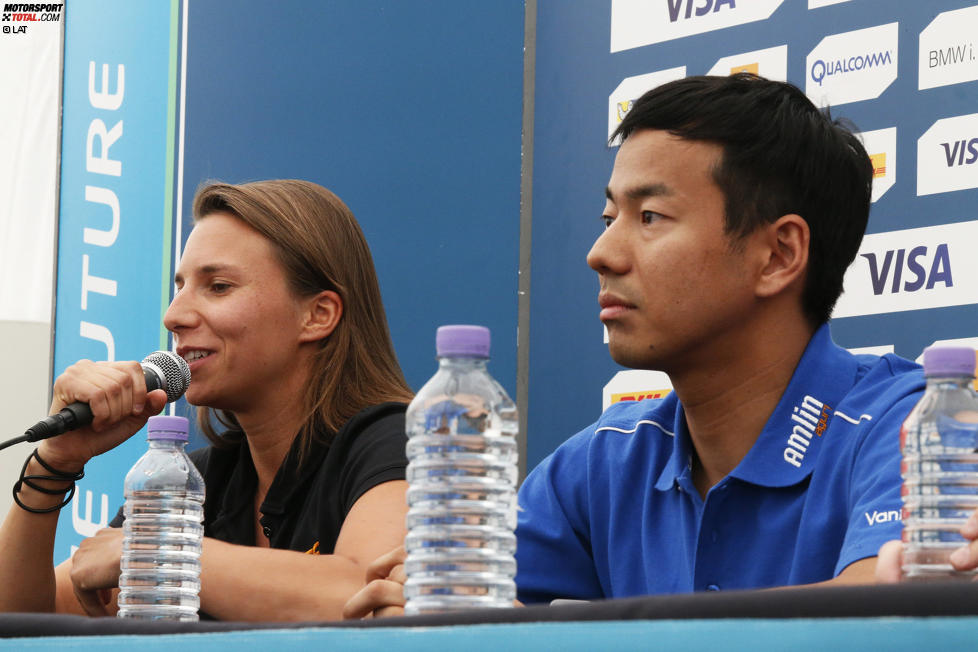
top-left (298, 290), bottom-right (343, 343)
top-left (755, 214), bottom-right (810, 299)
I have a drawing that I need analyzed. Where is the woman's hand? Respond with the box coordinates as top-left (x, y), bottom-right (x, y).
top-left (69, 528), bottom-right (124, 617)
top-left (39, 360), bottom-right (168, 471)
top-left (341, 545), bottom-right (407, 619)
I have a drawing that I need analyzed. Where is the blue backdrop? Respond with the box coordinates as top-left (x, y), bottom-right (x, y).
top-left (527, 0), bottom-right (978, 466)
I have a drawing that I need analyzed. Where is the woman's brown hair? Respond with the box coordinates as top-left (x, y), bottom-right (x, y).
top-left (190, 179), bottom-right (413, 457)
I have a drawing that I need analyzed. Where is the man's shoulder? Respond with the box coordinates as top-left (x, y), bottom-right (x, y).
top-left (547, 395), bottom-right (677, 465)
top-left (842, 351), bottom-right (925, 412)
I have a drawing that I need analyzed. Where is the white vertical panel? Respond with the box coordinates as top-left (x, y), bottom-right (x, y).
top-left (0, 11), bottom-right (63, 517)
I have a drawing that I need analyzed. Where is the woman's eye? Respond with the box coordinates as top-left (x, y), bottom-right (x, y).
top-left (600, 215), bottom-right (614, 228)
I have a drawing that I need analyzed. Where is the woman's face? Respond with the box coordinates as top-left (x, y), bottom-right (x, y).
top-left (163, 212), bottom-right (310, 412)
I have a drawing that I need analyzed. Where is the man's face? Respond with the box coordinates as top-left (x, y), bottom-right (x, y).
top-left (587, 129), bottom-right (761, 373)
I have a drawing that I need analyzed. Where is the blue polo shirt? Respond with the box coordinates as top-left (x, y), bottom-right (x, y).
top-left (515, 325), bottom-right (925, 603)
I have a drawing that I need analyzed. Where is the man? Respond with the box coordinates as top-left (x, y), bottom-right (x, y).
top-left (344, 74), bottom-right (929, 617)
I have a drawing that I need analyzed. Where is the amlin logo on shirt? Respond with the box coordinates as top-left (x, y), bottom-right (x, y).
top-left (783, 395), bottom-right (832, 468)
top-left (806, 22), bottom-right (898, 107)
top-left (917, 112), bottom-right (978, 196)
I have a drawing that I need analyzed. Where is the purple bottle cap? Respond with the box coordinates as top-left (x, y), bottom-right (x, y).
top-left (436, 325), bottom-right (490, 358)
top-left (146, 415), bottom-right (190, 441)
top-left (922, 346), bottom-right (976, 378)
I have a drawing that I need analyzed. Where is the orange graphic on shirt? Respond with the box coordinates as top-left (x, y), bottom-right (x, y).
top-left (305, 541), bottom-right (320, 555)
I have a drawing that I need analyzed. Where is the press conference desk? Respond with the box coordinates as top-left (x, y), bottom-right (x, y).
top-left (3, 583), bottom-right (977, 650)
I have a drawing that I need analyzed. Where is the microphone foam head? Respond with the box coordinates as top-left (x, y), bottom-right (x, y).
top-left (143, 350), bottom-right (192, 402)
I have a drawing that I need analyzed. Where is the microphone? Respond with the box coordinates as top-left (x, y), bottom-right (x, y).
top-left (24, 351), bottom-right (191, 442)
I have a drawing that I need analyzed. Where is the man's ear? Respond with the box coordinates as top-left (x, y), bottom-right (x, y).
top-left (755, 214), bottom-right (810, 299)
top-left (298, 290), bottom-right (343, 343)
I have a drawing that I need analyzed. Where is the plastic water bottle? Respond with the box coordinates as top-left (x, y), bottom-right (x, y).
top-left (901, 346), bottom-right (978, 580)
top-left (118, 415), bottom-right (205, 620)
top-left (404, 325), bottom-right (519, 614)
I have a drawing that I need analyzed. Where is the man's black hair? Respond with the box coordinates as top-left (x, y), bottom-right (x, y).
top-left (611, 73), bottom-right (873, 326)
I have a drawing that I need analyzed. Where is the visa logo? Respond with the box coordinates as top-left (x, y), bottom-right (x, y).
top-left (861, 244), bottom-right (953, 295)
top-left (941, 138), bottom-right (978, 167)
top-left (668, 0), bottom-right (736, 22)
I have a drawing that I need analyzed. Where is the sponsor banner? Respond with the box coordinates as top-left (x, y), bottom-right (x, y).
top-left (603, 369), bottom-right (673, 411)
top-left (610, 0), bottom-right (786, 53)
top-left (919, 5), bottom-right (978, 91)
top-left (608, 66), bottom-right (686, 146)
top-left (855, 127), bottom-right (896, 202)
top-left (834, 221), bottom-right (978, 318)
top-left (805, 22), bottom-right (898, 107)
top-left (53, 0), bottom-right (178, 560)
top-left (707, 44), bottom-right (788, 81)
top-left (917, 113), bottom-right (978, 197)
top-left (809, 0), bottom-right (853, 8)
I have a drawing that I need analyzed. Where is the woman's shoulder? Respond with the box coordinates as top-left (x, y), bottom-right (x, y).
top-left (337, 402), bottom-right (407, 436)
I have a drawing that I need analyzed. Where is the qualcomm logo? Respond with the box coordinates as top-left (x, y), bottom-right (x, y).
top-left (806, 22), bottom-right (898, 107)
top-left (917, 113), bottom-right (978, 196)
top-left (856, 127), bottom-right (897, 203)
top-left (610, 0), bottom-right (785, 53)
top-left (919, 5), bottom-right (978, 90)
top-left (607, 66), bottom-right (686, 147)
top-left (834, 221), bottom-right (978, 318)
top-left (707, 44), bottom-right (787, 81)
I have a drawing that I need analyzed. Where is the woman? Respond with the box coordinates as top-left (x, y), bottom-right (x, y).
top-left (0, 179), bottom-right (414, 621)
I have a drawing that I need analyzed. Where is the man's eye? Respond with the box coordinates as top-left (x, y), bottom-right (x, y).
top-left (641, 211), bottom-right (662, 225)
top-left (210, 282), bottom-right (231, 293)
top-left (600, 215), bottom-right (614, 228)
